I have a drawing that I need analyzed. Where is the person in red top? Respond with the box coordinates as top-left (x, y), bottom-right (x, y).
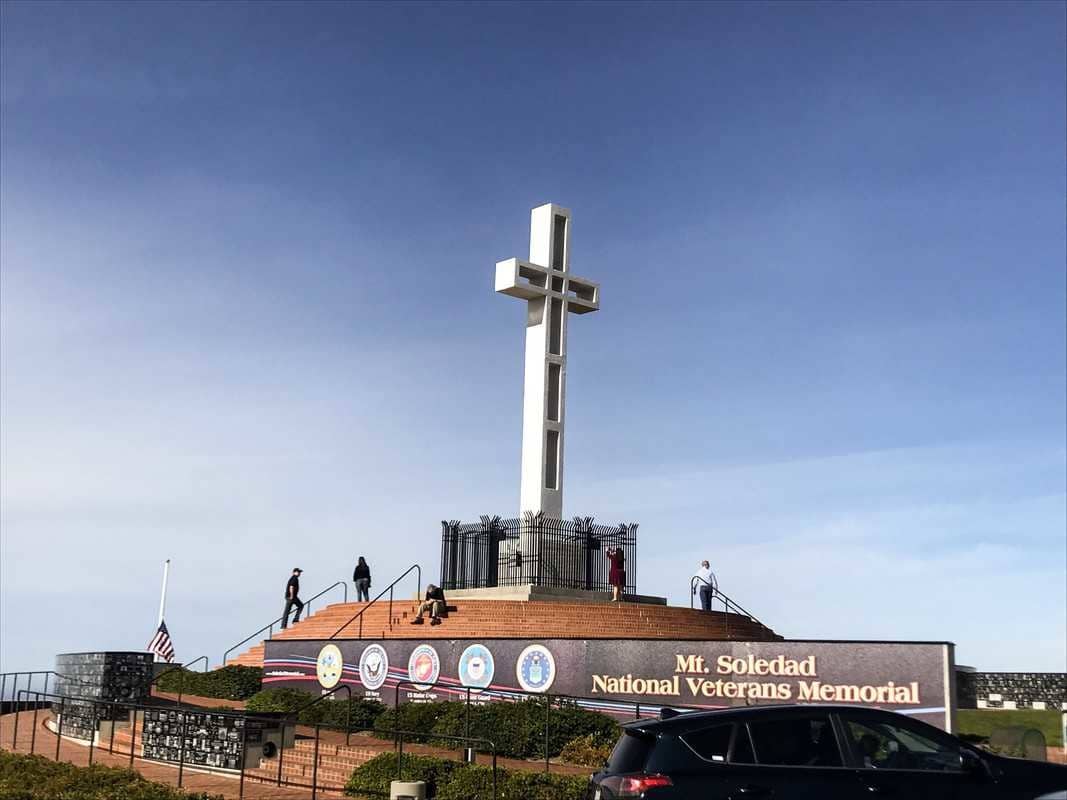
top-left (606, 547), bottom-right (625, 602)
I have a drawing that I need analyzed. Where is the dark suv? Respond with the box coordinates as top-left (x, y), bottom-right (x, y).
top-left (589, 704), bottom-right (1066, 799)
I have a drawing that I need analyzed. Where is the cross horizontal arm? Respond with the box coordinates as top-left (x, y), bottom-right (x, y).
top-left (495, 258), bottom-right (600, 313)
top-left (495, 258), bottom-right (548, 300)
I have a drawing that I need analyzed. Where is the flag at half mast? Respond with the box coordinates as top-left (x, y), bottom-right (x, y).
top-left (147, 620), bottom-right (175, 663)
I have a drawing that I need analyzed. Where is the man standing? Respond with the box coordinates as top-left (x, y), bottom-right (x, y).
top-left (693, 560), bottom-right (716, 612)
top-left (281, 567), bottom-right (304, 629)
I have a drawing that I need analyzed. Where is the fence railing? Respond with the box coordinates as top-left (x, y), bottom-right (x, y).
top-left (330, 563), bottom-right (421, 640)
top-left (147, 656), bottom-right (208, 705)
top-left (390, 678), bottom-right (701, 773)
top-left (5, 681), bottom-right (497, 800)
top-left (441, 512), bottom-right (638, 593)
top-left (222, 580), bottom-right (347, 666)
top-left (689, 576), bottom-right (770, 636)
top-left (0, 671), bottom-right (104, 710)
top-left (3, 670), bottom-right (718, 799)
top-left (10, 687), bottom-right (282, 790)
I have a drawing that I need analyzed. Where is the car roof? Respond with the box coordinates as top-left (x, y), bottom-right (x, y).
top-left (623, 704), bottom-right (912, 736)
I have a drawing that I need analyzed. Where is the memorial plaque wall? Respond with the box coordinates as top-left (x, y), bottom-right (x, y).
top-left (53, 652), bottom-right (154, 741)
top-left (140, 709), bottom-right (278, 771)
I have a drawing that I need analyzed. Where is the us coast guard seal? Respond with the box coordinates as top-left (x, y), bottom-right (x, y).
top-left (458, 644), bottom-right (495, 691)
top-left (515, 644), bottom-right (555, 693)
top-left (316, 644), bottom-right (344, 689)
top-left (358, 644), bottom-right (389, 691)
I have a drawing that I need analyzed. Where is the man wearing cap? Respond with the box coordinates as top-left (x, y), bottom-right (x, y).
top-left (282, 567), bottom-right (304, 629)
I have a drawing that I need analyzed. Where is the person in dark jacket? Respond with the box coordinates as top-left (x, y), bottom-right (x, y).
top-left (353, 557), bottom-right (371, 602)
top-left (281, 567), bottom-right (304, 628)
top-left (410, 584), bottom-right (446, 626)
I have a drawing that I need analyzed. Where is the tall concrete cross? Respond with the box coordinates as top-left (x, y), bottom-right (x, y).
top-left (496, 203), bottom-right (600, 517)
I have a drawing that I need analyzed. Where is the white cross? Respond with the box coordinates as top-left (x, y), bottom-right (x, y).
top-left (495, 203), bottom-right (600, 517)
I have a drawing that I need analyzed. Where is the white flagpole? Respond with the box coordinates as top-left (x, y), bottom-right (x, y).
top-left (157, 559), bottom-right (170, 626)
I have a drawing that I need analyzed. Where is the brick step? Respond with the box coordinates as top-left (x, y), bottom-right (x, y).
top-left (227, 599), bottom-right (779, 667)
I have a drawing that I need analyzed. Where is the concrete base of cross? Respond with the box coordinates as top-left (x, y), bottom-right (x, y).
top-left (441, 584), bottom-right (667, 606)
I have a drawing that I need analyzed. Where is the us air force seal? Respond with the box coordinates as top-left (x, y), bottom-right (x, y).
top-left (515, 644), bottom-right (555, 693)
top-left (316, 644), bottom-right (344, 689)
top-left (358, 644), bottom-right (389, 691)
top-left (458, 644), bottom-right (495, 691)
top-left (407, 644), bottom-right (441, 691)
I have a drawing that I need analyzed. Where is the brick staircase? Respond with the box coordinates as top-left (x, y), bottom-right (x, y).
top-left (108, 721), bottom-right (368, 791)
top-left (227, 599), bottom-right (780, 668)
top-left (244, 736), bottom-right (382, 792)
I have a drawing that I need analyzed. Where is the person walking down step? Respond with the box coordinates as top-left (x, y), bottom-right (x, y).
top-left (281, 567), bottom-right (304, 629)
top-left (693, 560), bottom-right (717, 611)
top-left (410, 584), bottom-right (446, 626)
top-left (353, 556), bottom-right (372, 602)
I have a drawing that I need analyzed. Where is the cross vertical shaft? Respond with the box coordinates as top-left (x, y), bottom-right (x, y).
top-left (496, 204), bottom-right (600, 517)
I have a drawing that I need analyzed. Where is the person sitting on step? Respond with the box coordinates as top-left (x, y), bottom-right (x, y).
top-left (410, 584), bottom-right (447, 626)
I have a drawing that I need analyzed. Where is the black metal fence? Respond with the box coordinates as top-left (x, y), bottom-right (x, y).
top-left (440, 512), bottom-right (638, 593)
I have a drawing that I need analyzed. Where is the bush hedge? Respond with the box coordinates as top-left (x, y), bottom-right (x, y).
top-left (372, 699), bottom-right (618, 760)
top-left (0, 751), bottom-right (222, 800)
top-left (558, 733), bottom-right (615, 767)
top-left (344, 753), bottom-right (461, 798)
top-left (153, 666), bottom-right (261, 701)
top-left (343, 753), bottom-right (589, 800)
top-left (245, 688), bottom-right (386, 732)
top-left (436, 765), bottom-right (589, 800)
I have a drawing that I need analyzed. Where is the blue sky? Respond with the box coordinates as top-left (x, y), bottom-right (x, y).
top-left (1, 1), bottom-right (1064, 674)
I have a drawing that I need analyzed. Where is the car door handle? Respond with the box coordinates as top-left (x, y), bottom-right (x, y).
top-left (861, 783), bottom-right (892, 795)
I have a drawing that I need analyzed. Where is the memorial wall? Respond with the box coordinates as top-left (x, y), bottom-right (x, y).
top-left (264, 637), bottom-right (956, 731)
top-left (53, 652), bottom-right (154, 741)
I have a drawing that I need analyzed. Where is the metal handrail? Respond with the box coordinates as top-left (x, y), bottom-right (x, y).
top-left (391, 677), bottom-right (700, 773)
top-left (329, 564), bottom-right (421, 639)
top-left (289, 683), bottom-right (353, 744)
top-left (148, 655), bottom-right (208, 704)
top-left (13, 687), bottom-right (280, 797)
top-left (689, 576), bottom-right (769, 634)
top-left (222, 581), bottom-right (347, 665)
top-left (395, 728), bottom-right (497, 795)
top-left (0, 670), bottom-right (102, 709)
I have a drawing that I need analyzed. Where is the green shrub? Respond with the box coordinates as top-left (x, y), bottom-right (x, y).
top-left (428, 700), bottom-right (543, 758)
top-left (412, 699), bottom-right (619, 760)
top-left (558, 733), bottom-right (614, 767)
top-left (153, 666), bottom-right (261, 701)
top-left (437, 766), bottom-right (590, 800)
top-left (244, 687), bottom-right (307, 714)
top-left (244, 688), bottom-right (385, 732)
top-left (372, 702), bottom-right (452, 742)
top-left (344, 753), bottom-right (460, 798)
top-left (342, 754), bottom-right (589, 800)
top-left (0, 751), bottom-right (222, 799)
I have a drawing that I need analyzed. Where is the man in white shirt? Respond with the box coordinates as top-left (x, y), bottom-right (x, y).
top-left (693, 560), bottom-right (716, 611)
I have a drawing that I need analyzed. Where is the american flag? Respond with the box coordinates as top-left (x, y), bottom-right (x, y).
top-left (147, 620), bottom-right (176, 663)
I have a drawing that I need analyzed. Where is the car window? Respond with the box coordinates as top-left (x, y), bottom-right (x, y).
top-left (846, 718), bottom-right (962, 773)
top-left (607, 730), bottom-right (653, 773)
top-left (731, 724), bottom-right (756, 764)
top-left (681, 724), bottom-right (732, 762)
top-left (747, 714), bottom-right (842, 767)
